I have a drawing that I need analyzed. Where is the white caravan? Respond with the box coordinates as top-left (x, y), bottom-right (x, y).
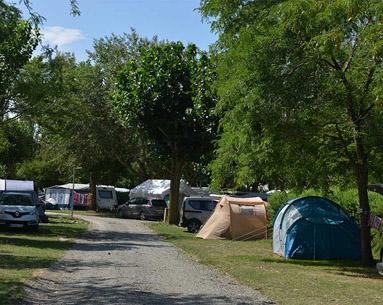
top-left (96, 185), bottom-right (117, 211)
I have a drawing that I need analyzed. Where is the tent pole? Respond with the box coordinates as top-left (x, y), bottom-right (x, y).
top-left (313, 224), bottom-right (316, 260)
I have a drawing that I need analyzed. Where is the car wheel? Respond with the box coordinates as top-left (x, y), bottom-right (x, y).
top-left (29, 224), bottom-right (39, 232)
top-left (187, 220), bottom-right (201, 233)
top-left (139, 211), bottom-right (146, 221)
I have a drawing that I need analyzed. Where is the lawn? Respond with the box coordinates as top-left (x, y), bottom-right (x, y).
top-left (52, 209), bottom-right (115, 217)
top-left (0, 215), bottom-right (88, 305)
top-left (149, 223), bottom-right (383, 305)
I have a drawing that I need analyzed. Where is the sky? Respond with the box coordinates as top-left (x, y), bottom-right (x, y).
top-left (19, 0), bottom-right (217, 61)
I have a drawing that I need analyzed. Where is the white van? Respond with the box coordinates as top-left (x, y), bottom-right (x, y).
top-left (96, 186), bottom-right (117, 211)
top-left (179, 196), bottom-right (218, 233)
top-left (0, 180), bottom-right (40, 230)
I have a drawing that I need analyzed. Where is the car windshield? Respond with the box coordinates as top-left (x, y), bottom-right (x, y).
top-left (0, 192), bottom-right (34, 206)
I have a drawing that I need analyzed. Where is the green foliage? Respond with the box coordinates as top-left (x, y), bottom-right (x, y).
top-left (114, 40), bottom-right (217, 222)
top-left (0, 0), bottom-right (39, 121)
top-left (114, 42), bottom-right (216, 162)
top-left (202, 0), bottom-right (383, 192)
top-left (0, 120), bottom-right (36, 177)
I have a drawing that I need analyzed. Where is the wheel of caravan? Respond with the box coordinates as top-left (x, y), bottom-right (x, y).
top-left (187, 220), bottom-right (201, 233)
top-left (139, 211), bottom-right (146, 221)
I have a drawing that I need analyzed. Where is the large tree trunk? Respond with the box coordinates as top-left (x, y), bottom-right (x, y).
top-left (354, 138), bottom-right (374, 266)
top-left (168, 157), bottom-right (183, 225)
top-left (90, 171), bottom-right (97, 211)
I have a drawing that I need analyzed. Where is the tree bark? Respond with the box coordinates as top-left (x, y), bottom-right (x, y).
top-left (168, 157), bottom-right (183, 225)
top-left (90, 171), bottom-right (97, 211)
top-left (354, 137), bottom-right (374, 266)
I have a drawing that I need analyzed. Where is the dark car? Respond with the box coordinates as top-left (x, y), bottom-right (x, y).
top-left (116, 197), bottom-right (167, 220)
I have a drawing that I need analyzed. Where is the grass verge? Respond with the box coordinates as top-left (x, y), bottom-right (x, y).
top-left (51, 209), bottom-right (115, 218)
top-left (0, 215), bottom-right (88, 305)
top-left (149, 222), bottom-right (383, 305)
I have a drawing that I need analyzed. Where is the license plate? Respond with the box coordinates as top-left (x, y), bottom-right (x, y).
top-left (9, 224), bottom-right (24, 228)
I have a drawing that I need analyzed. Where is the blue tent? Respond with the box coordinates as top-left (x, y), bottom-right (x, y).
top-left (273, 196), bottom-right (360, 260)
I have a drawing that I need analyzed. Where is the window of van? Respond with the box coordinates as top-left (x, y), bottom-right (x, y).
top-left (189, 200), bottom-right (216, 211)
top-left (98, 190), bottom-right (113, 199)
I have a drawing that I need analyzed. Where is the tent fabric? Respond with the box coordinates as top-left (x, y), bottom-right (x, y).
top-left (197, 196), bottom-right (268, 240)
top-left (129, 179), bottom-right (194, 199)
top-left (273, 196), bottom-right (360, 260)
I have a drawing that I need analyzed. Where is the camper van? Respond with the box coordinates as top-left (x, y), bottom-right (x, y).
top-left (0, 179), bottom-right (40, 230)
top-left (96, 186), bottom-right (117, 211)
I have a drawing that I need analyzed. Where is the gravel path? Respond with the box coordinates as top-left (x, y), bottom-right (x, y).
top-left (23, 216), bottom-right (275, 305)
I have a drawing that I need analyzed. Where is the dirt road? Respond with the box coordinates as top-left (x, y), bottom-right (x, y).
top-left (24, 216), bottom-right (274, 305)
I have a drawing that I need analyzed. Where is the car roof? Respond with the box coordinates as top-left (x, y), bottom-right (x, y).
top-left (185, 196), bottom-right (214, 200)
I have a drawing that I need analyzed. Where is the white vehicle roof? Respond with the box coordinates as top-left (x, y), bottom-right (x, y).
top-left (0, 179), bottom-right (34, 191)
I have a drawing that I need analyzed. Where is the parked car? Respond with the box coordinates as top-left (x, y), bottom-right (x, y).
top-left (378, 248), bottom-right (383, 276)
top-left (0, 190), bottom-right (40, 230)
top-left (116, 197), bottom-right (167, 220)
top-left (179, 196), bottom-right (218, 233)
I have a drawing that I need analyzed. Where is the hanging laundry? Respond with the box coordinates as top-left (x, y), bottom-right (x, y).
top-left (368, 213), bottom-right (383, 230)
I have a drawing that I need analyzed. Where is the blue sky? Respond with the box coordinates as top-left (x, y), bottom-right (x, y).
top-left (20, 0), bottom-right (217, 61)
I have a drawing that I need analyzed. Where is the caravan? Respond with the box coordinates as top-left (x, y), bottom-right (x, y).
top-left (45, 183), bottom-right (118, 211)
top-left (96, 186), bottom-right (117, 211)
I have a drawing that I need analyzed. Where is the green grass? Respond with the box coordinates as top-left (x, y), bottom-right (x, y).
top-left (149, 223), bottom-right (383, 305)
top-left (50, 209), bottom-right (115, 217)
top-left (0, 215), bottom-right (88, 305)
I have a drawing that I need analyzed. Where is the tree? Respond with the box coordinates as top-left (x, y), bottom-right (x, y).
top-left (15, 52), bottom-right (132, 208)
top-left (201, 1), bottom-right (383, 265)
top-left (114, 42), bottom-right (216, 224)
top-left (0, 0), bottom-right (39, 122)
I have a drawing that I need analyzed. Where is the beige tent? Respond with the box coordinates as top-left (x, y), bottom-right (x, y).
top-left (196, 196), bottom-right (268, 240)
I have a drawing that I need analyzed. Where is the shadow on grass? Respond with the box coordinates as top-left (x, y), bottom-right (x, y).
top-left (261, 257), bottom-right (381, 279)
top-left (0, 221), bottom-right (168, 253)
top-left (0, 253), bottom-right (57, 270)
top-left (0, 280), bottom-right (25, 305)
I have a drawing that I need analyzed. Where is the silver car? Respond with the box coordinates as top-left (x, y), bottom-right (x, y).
top-left (0, 191), bottom-right (40, 230)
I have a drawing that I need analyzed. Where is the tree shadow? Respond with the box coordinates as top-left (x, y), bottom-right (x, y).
top-left (261, 257), bottom-right (381, 279)
top-left (22, 276), bottom-right (271, 305)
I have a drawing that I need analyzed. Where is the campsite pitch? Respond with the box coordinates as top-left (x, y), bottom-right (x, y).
top-left (150, 222), bottom-right (383, 305)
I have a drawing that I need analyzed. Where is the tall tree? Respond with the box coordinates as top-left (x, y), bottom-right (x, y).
top-left (0, 0), bottom-right (39, 122)
top-left (114, 42), bottom-right (216, 224)
top-left (201, 0), bottom-right (383, 265)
